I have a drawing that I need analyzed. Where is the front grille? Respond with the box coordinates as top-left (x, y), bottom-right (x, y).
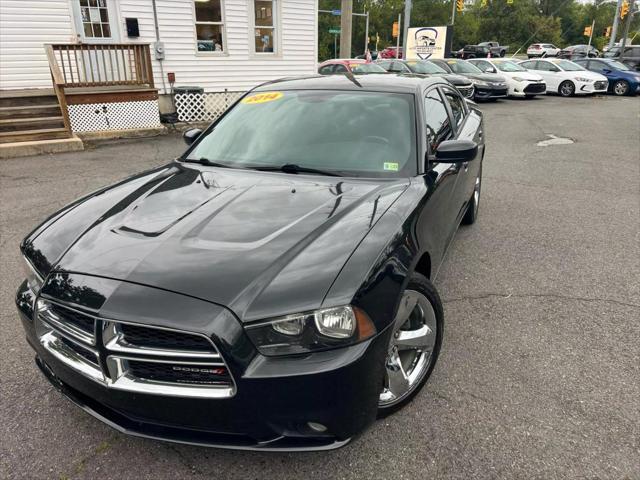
top-left (60, 336), bottom-right (99, 367)
top-left (524, 83), bottom-right (546, 94)
top-left (458, 85), bottom-right (474, 98)
top-left (35, 297), bottom-right (235, 398)
top-left (127, 361), bottom-right (230, 385)
top-left (594, 81), bottom-right (607, 90)
top-left (120, 323), bottom-right (214, 352)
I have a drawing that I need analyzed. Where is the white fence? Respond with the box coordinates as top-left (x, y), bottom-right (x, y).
top-left (174, 91), bottom-right (245, 123)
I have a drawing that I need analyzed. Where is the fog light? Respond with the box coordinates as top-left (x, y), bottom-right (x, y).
top-left (307, 422), bottom-right (327, 433)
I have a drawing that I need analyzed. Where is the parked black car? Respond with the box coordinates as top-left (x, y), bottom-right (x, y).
top-left (558, 44), bottom-right (599, 60)
top-left (376, 58), bottom-right (475, 98)
top-left (16, 75), bottom-right (484, 451)
top-left (603, 45), bottom-right (640, 71)
top-left (430, 58), bottom-right (508, 100)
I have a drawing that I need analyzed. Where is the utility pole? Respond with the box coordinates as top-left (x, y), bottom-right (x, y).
top-left (402, 0), bottom-right (412, 59)
top-left (340, 0), bottom-right (353, 58)
top-left (619, 0), bottom-right (636, 61)
top-left (364, 11), bottom-right (369, 54)
top-left (609, 0), bottom-right (624, 49)
top-left (451, 0), bottom-right (457, 25)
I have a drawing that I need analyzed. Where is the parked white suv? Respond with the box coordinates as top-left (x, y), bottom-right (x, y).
top-left (527, 43), bottom-right (561, 58)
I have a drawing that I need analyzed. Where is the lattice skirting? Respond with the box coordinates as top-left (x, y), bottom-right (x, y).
top-left (175, 92), bottom-right (244, 123)
top-left (68, 100), bottom-right (161, 132)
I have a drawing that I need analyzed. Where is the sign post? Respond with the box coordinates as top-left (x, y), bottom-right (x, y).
top-left (329, 28), bottom-right (340, 58)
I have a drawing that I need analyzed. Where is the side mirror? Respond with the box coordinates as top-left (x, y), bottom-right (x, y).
top-left (435, 139), bottom-right (478, 163)
top-left (550, 67), bottom-right (560, 72)
top-left (183, 128), bottom-right (202, 146)
top-left (602, 68), bottom-right (611, 74)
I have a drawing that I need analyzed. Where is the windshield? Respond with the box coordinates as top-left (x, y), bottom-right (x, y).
top-left (187, 90), bottom-right (416, 178)
top-left (493, 60), bottom-right (526, 72)
top-left (445, 59), bottom-right (483, 74)
top-left (603, 47), bottom-right (619, 58)
top-left (552, 59), bottom-right (585, 71)
top-left (605, 59), bottom-right (630, 70)
top-left (349, 63), bottom-right (386, 73)
top-left (406, 61), bottom-right (447, 74)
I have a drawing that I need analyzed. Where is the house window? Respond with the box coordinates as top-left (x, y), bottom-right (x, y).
top-left (253, 0), bottom-right (276, 53)
top-left (78, 0), bottom-right (112, 38)
top-left (195, 0), bottom-right (225, 52)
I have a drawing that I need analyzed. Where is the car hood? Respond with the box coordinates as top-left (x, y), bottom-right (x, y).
top-left (464, 72), bottom-right (506, 83)
top-left (504, 71), bottom-right (543, 81)
top-left (440, 73), bottom-right (473, 86)
top-left (33, 164), bottom-right (409, 322)
top-left (576, 70), bottom-right (608, 81)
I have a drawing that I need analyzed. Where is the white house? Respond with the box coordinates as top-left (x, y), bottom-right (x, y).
top-left (0, 0), bottom-right (318, 104)
top-left (0, 0), bottom-right (318, 153)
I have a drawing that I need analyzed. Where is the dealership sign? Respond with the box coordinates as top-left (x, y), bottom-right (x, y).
top-left (406, 26), bottom-right (451, 60)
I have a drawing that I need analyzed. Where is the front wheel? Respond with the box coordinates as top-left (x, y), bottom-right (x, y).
top-left (559, 80), bottom-right (575, 97)
top-left (500, 50), bottom-right (506, 57)
top-left (613, 80), bottom-right (630, 96)
top-left (378, 274), bottom-right (443, 417)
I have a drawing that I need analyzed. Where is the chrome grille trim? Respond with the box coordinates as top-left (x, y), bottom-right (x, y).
top-left (105, 356), bottom-right (235, 398)
top-left (35, 298), bottom-right (236, 398)
top-left (458, 85), bottom-right (475, 98)
top-left (37, 299), bottom-right (96, 345)
top-left (102, 320), bottom-right (221, 359)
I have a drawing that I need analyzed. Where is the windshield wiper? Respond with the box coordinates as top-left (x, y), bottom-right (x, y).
top-left (251, 163), bottom-right (342, 177)
top-left (181, 157), bottom-right (234, 168)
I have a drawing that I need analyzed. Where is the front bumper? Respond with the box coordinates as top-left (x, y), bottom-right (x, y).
top-left (474, 84), bottom-right (508, 100)
top-left (576, 80), bottom-right (608, 94)
top-left (16, 279), bottom-right (391, 451)
top-left (510, 81), bottom-right (546, 97)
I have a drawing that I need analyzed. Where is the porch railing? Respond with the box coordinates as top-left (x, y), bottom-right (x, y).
top-left (45, 43), bottom-right (154, 88)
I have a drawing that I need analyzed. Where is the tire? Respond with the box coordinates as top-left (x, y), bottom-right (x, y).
top-left (613, 80), bottom-right (630, 96)
top-left (558, 80), bottom-right (575, 97)
top-left (377, 273), bottom-right (444, 417)
top-left (500, 50), bottom-right (506, 57)
top-left (462, 163), bottom-right (482, 225)
top-left (525, 94), bottom-right (535, 99)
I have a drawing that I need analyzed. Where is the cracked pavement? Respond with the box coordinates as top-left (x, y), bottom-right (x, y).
top-left (1, 95), bottom-right (639, 479)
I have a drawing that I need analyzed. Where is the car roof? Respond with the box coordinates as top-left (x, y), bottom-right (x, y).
top-left (321, 59), bottom-right (367, 65)
top-left (253, 73), bottom-right (448, 94)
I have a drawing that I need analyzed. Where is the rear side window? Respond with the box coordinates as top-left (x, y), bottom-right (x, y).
top-left (424, 89), bottom-right (452, 153)
top-left (520, 60), bottom-right (537, 69)
top-left (443, 89), bottom-right (466, 130)
top-left (334, 64), bottom-right (348, 73)
top-left (319, 65), bottom-right (334, 75)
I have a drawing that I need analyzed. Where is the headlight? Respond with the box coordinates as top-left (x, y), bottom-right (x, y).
top-left (245, 305), bottom-right (376, 356)
top-left (575, 77), bottom-right (592, 82)
top-left (22, 256), bottom-right (44, 293)
top-left (512, 77), bottom-right (525, 82)
top-left (473, 79), bottom-right (489, 87)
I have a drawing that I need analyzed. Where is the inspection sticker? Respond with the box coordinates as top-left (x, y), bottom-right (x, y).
top-left (383, 162), bottom-right (399, 171)
top-left (242, 92), bottom-right (284, 105)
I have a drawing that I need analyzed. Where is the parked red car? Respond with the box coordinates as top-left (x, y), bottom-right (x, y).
top-left (378, 46), bottom-right (403, 59)
top-left (318, 59), bottom-right (387, 75)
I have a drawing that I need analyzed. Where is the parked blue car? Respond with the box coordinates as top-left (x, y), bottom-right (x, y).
top-left (575, 58), bottom-right (640, 96)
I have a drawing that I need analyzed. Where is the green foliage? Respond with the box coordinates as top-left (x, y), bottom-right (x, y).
top-left (317, 0), bottom-right (640, 62)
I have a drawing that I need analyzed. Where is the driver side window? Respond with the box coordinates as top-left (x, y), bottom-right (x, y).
top-left (424, 89), bottom-right (453, 153)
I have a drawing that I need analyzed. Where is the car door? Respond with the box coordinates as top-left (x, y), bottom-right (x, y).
top-left (440, 85), bottom-right (481, 223)
top-left (535, 60), bottom-right (562, 90)
top-left (419, 87), bottom-right (462, 263)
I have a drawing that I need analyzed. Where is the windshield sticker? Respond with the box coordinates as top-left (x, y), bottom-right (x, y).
top-left (383, 162), bottom-right (399, 171)
top-left (242, 92), bottom-right (284, 105)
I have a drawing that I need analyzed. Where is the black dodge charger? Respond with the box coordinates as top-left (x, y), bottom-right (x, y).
top-left (16, 74), bottom-right (484, 451)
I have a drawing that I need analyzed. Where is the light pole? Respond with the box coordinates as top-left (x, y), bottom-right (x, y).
top-left (340, 0), bottom-right (353, 58)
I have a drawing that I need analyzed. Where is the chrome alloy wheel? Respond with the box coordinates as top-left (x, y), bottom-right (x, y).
top-left (379, 290), bottom-right (437, 406)
top-left (613, 81), bottom-right (629, 96)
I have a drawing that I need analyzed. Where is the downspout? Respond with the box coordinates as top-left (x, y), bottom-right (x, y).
top-left (151, 0), bottom-right (168, 95)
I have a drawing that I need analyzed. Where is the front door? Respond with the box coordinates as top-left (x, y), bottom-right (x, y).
top-left (71, 0), bottom-right (120, 43)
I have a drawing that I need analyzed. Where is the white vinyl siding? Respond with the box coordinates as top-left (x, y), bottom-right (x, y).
top-left (0, 0), bottom-right (75, 90)
top-left (1, 0), bottom-right (317, 93)
top-left (119, 0), bottom-right (317, 93)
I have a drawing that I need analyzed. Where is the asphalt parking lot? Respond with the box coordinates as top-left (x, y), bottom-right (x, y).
top-left (1, 95), bottom-right (638, 480)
